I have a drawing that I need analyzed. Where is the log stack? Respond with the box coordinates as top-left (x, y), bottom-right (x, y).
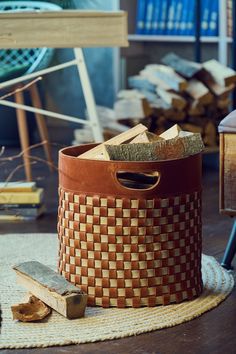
top-left (116, 53), bottom-right (236, 150)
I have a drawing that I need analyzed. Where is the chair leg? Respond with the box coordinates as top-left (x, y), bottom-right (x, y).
top-left (14, 90), bottom-right (32, 182)
top-left (29, 84), bottom-right (53, 172)
top-left (221, 220), bottom-right (236, 270)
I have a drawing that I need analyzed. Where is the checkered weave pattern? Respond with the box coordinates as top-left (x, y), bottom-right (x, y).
top-left (58, 189), bottom-right (202, 308)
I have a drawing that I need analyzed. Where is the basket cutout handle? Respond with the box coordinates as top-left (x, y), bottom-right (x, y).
top-left (116, 171), bottom-right (161, 191)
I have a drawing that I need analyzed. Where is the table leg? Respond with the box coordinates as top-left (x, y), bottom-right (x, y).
top-left (15, 90), bottom-right (32, 182)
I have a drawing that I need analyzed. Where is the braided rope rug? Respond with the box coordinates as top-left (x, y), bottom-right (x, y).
top-left (0, 233), bottom-right (234, 349)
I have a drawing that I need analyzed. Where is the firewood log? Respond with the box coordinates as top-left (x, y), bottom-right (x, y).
top-left (217, 98), bottom-right (231, 109)
top-left (140, 69), bottom-right (171, 91)
top-left (161, 52), bottom-right (204, 79)
top-left (13, 261), bottom-right (87, 319)
top-left (203, 121), bottom-right (217, 146)
top-left (203, 59), bottom-right (236, 86)
top-left (105, 133), bottom-right (204, 161)
top-left (188, 100), bottom-right (205, 116)
top-left (144, 64), bottom-right (188, 91)
top-left (79, 124), bottom-right (148, 160)
top-left (156, 87), bottom-right (187, 110)
top-left (200, 76), bottom-right (235, 99)
top-left (185, 79), bottom-right (213, 105)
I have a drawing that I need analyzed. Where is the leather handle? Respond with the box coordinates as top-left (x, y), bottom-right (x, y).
top-left (113, 169), bottom-right (161, 193)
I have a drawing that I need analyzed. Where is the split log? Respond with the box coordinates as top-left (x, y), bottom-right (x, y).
top-left (114, 97), bottom-right (152, 120)
top-left (140, 69), bottom-right (171, 91)
top-left (185, 117), bottom-right (218, 147)
top-left (159, 124), bottom-right (181, 139)
top-left (146, 131), bottom-right (163, 141)
top-left (188, 100), bottom-right (205, 116)
top-left (201, 76), bottom-right (234, 99)
top-left (11, 295), bottom-right (51, 322)
top-left (203, 59), bottom-right (236, 86)
top-left (203, 120), bottom-right (217, 146)
top-left (185, 79), bottom-right (213, 105)
top-left (138, 90), bottom-right (164, 105)
top-left (161, 52), bottom-right (204, 79)
top-left (217, 98), bottom-right (231, 109)
top-left (105, 132), bottom-right (204, 161)
top-left (78, 123), bottom-right (148, 160)
top-left (156, 87), bottom-right (187, 110)
top-left (150, 99), bottom-right (173, 119)
top-left (130, 132), bottom-right (150, 143)
top-left (144, 64), bottom-right (188, 91)
top-left (128, 75), bottom-right (157, 93)
top-left (150, 97), bottom-right (171, 110)
top-left (13, 261), bottom-right (87, 319)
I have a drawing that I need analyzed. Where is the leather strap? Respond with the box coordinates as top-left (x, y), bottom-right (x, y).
top-left (59, 144), bottom-right (202, 198)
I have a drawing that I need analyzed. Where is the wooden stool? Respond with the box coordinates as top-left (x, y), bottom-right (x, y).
top-left (219, 110), bottom-right (236, 269)
top-left (14, 83), bottom-right (53, 181)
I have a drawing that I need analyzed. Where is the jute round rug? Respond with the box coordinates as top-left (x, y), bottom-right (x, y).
top-left (0, 233), bottom-right (234, 349)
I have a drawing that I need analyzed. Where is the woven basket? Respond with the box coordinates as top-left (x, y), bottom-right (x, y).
top-left (58, 144), bottom-right (203, 308)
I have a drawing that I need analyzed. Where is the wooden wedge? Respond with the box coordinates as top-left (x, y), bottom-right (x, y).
top-left (78, 123), bottom-right (148, 160)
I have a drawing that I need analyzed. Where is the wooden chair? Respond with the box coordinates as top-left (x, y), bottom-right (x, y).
top-left (0, 1), bottom-right (61, 181)
top-left (219, 110), bottom-right (236, 269)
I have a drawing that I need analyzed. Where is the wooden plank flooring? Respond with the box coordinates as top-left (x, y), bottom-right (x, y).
top-left (0, 143), bottom-right (235, 354)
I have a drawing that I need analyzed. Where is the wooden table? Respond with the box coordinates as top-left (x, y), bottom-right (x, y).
top-left (0, 9), bottom-right (128, 180)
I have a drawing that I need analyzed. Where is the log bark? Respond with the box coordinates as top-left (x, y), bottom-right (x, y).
top-left (13, 261), bottom-right (87, 319)
top-left (105, 133), bottom-right (204, 161)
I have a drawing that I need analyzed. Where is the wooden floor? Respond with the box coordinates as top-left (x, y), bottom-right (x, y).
top-left (0, 142), bottom-right (235, 354)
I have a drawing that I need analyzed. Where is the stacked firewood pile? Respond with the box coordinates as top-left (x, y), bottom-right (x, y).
top-left (115, 53), bottom-right (236, 149)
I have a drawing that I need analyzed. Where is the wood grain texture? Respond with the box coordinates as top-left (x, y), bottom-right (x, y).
top-left (78, 124), bottom-right (148, 160)
top-left (11, 295), bottom-right (51, 322)
top-left (13, 261), bottom-right (87, 319)
top-left (0, 10), bottom-right (128, 48)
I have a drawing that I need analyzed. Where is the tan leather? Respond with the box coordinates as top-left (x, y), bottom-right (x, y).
top-left (59, 144), bottom-right (202, 198)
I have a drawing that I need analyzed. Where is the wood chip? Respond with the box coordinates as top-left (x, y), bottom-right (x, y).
top-left (11, 295), bottom-right (51, 322)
